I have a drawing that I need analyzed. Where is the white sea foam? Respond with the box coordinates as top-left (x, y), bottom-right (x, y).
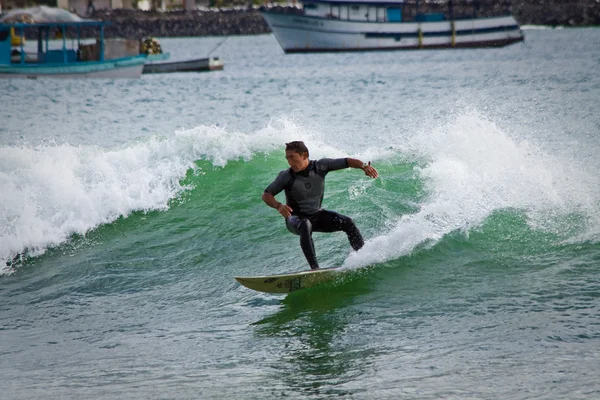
top-left (0, 115), bottom-right (358, 275)
top-left (3, 113), bottom-right (597, 275)
top-left (0, 120), bottom-right (307, 275)
top-left (0, 142), bottom-right (181, 274)
top-left (343, 110), bottom-right (600, 269)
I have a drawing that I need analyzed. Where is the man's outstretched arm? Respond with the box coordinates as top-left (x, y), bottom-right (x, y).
top-left (347, 158), bottom-right (379, 179)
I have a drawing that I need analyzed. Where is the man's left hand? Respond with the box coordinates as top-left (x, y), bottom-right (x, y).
top-left (363, 162), bottom-right (378, 179)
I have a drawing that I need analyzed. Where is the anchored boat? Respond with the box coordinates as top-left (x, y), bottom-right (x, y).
top-left (261, 0), bottom-right (524, 53)
top-left (0, 7), bottom-right (146, 79)
top-left (143, 56), bottom-right (224, 74)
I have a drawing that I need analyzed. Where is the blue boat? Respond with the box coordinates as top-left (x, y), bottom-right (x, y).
top-left (0, 10), bottom-right (146, 79)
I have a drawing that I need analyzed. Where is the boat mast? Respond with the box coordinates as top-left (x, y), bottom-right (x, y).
top-left (19, 26), bottom-right (24, 64)
top-left (99, 24), bottom-right (105, 61)
top-left (61, 24), bottom-right (67, 64)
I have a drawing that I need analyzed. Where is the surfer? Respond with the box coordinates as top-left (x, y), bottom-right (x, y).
top-left (262, 141), bottom-right (379, 270)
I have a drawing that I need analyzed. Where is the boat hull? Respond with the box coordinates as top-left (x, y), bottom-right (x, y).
top-left (261, 11), bottom-right (524, 53)
top-left (0, 56), bottom-right (146, 79)
top-left (143, 57), bottom-right (224, 74)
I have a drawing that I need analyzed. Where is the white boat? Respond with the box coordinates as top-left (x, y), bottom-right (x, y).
top-left (260, 0), bottom-right (524, 53)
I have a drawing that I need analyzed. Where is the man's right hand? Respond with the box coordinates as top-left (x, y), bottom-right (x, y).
top-left (277, 203), bottom-right (293, 218)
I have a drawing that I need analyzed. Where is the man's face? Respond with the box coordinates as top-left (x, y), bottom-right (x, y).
top-left (285, 150), bottom-right (309, 172)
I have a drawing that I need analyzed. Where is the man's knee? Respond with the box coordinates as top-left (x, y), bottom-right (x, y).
top-left (334, 214), bottom-right (356, 230)
top-left (286, 216), bottom-right (300, 235)
top-left (286, 216), bottom-right (312, 236)
top-left (299, 218), bottom-right (312, 234)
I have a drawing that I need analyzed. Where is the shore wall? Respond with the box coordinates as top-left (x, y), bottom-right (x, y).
top-left (64, 1), bottom-right (600, 39)
top-left (512, 0), bottom-right (600, 26)
top-left (93, 8), bottom-right (271, 39)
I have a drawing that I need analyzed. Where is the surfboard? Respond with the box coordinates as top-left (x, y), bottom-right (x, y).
top-left (235, 267), bottom-right (343, 294)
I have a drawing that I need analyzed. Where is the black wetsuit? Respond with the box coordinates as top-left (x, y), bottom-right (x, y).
top-left (264, 158), bottom-right (364, 269)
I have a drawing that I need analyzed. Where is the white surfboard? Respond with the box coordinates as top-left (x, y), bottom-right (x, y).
top-left (235, 267), bottom-right (343, 294)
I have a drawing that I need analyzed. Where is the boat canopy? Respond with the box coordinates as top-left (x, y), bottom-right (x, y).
top-left (0, 21), bottom-right (109, 30)
top-left (0, 6), bottom-right (91, 24)
top-left (0, 18), bottom-right (112, 67)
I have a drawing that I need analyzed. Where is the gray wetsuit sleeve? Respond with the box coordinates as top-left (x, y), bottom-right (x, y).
top-left (316, 158), bottom-right (349, 174)
top-left (264, 170), bottom-right (291, 195)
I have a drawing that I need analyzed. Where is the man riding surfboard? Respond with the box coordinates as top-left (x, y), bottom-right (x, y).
top-left (262, 141), bottom-right (379, 270)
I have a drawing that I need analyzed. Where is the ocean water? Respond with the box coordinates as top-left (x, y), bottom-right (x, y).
top-left (1, 28), bottom-right (599, 399)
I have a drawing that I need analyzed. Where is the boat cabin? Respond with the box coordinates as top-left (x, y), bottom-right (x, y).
top-left (304, 0), bottom-right (489, 22)
top-left (0, 21), bottom-right (110, 66)
top-left (0, 8), bottom-right (146, 78)
top-left (302, 0), bottom-right (447, 22)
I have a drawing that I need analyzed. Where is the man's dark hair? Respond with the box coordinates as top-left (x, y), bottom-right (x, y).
top-left (285, 141), bottom-right (309, 157)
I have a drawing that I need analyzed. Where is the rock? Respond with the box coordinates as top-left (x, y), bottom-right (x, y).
top-left (92, 9), bottom-right (270, 39)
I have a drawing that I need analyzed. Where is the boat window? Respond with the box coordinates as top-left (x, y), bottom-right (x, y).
top-left (351, 6), bottom-right (360, 15)
top-left (303, 4), bottom-right (317, 10)
top-left (387, 7), bottom-right (402, 22)
top-left (330, 5), bottom-right (341, 19)
top-left (0, 29), bottom-right (9, 42)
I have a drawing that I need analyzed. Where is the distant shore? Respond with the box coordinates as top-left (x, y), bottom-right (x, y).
top-left (92, 1), bottom-right (599, 39)
top-left (93, 8), bottom-right (270, 39)
top-left (8, 0), bottom-right (600, 40)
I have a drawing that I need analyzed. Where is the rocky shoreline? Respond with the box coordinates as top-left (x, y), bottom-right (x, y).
top-left (512, 0), bottom-right (600, 26)
top-left (93, 8), bottom-right (271, 39)
top-left (90, 1), bottom-right (599, 40)
top-left (11, 1), bottom-right (600, 40)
